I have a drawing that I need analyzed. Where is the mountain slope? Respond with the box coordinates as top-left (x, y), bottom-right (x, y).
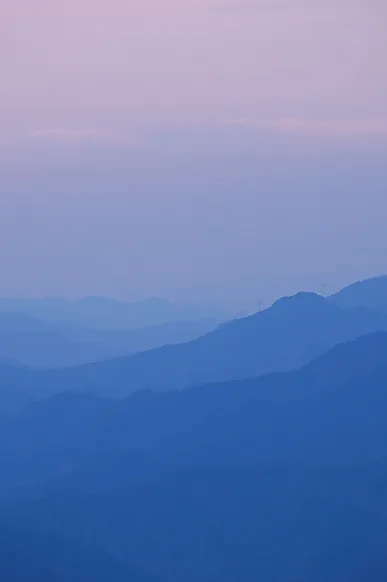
top-left (0, 311), bottom-right (218, 369)
top-left (2, 333), bottom-right (387, 582)
top-left (2, 331), bottom-right (387, 494)
top-left (2, 292), bottom-right (386, 407)
top-left (330, 275), bottom-right (387, 313)
top-left (56, 293), bottom-right (387, 398)
top-left (90, 318), bottom-right (220, 355)
top-left (0, 311), bottom-right (112, 368)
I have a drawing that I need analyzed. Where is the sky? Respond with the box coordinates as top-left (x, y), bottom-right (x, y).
top-left (0, 0), bottom-right (386, 307)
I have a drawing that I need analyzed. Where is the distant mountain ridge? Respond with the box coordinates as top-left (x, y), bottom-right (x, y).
top-left (0, 311), bottom-right (220, 368)
top-left (1, 275), bottom-right (386, 369)
top-left (2, 291), bottom-right (387, 410)
top-left (0, 296), bottom-right (231, 330)
top-left (330, 275), bottom-right (387, 313)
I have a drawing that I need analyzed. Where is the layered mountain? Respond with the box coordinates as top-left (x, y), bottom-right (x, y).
top-left (2, 332), bottom-right (387, 582)
top-left (0, 311), bottom-right (111, 368)
top-left (0, 296), bottom-right (231, 330)
top-left (1, 331), bottom-right (387, 492)
top-left (55, 293), bottom-right (387, 398)
top-left (2, 292), bottom-right (387, 410)
top-left (0, 311), bottom-right (218, 369)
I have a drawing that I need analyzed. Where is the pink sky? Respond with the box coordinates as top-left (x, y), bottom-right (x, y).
top-left (0, 0), bottom-right (386, 303)
top-left (1, 0), bottom-right (386, 137)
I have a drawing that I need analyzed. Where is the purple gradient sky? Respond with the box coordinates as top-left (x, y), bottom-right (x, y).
top-left (1, 0), bottom-right (386, 306)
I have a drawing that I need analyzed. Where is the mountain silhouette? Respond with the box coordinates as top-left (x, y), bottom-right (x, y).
top-left (2, 292), bottom-right (386, 410)
top-left (2, 331), bottom-right (387, 493)
top-left (2, 332), bottom-right (387, 582)
top-left (58, 293), bottom-right (387, 398)
top-left (0, 311), bottom-right (219, 369)
top-left (330, 275), bottom-right (387, 313)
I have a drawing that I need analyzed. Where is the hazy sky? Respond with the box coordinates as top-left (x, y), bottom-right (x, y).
top-left (1, 0), bottom-right (386, 306)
